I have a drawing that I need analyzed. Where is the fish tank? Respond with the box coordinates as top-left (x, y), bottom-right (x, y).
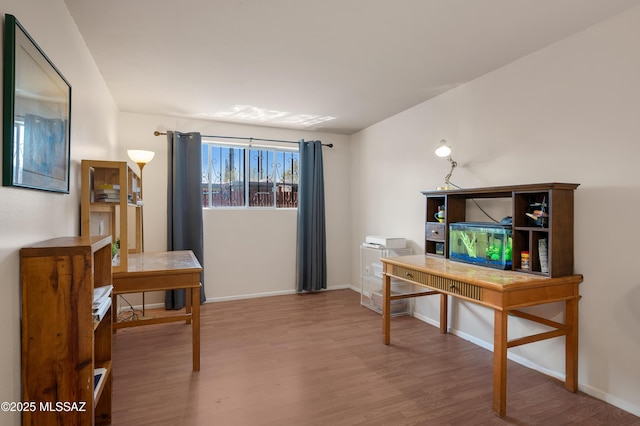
top-left (449, 222), bottom-right (513, 270)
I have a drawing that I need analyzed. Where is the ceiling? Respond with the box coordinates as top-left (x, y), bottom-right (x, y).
top-left (64, 0), bottom-right (640, 135)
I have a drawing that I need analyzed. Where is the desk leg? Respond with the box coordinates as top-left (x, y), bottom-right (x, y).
top-left (493, 309), bottom-right (508, 417)
top-left (185, 289), bottom-right (192, 325)
top-left (383, 273), bottom-right (391, 345)
top-left (565, 297), bottom-right (579, 392)
top-left (440, 293), bottom-right (448, 334)
top-left (192, 285), bottom-right (201, 371)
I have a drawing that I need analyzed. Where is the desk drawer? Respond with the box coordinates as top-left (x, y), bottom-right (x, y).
top-left (425, 223), bottom-right (445, 241)
top-left (392, 265), bottom-right (482, 301)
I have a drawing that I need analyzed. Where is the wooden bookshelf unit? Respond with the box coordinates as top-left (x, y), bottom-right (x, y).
top-left (81, 160), bottom-right (142, 273)
top-left (20, 235), bottom-right (113, 425)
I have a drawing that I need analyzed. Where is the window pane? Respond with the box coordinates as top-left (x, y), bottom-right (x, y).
top-left (249, 149), bottom-right (274, 207)
top-left (275, 151), bottom-right (298, 208)
top-left (205, 145), bottom-right (245, 207)
top-left (201, 144), bottom-right (210, 207)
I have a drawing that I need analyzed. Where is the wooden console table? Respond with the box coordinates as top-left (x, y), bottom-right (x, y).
top-left (380, 255), bottom-right (583, 417)
top-left (112, 250), bottom-right (202, 371)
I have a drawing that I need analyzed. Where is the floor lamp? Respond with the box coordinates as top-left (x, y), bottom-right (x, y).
top-left (127, 149), bottom-right (155, 315)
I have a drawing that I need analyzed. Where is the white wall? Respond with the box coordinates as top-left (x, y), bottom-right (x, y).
top-left (2, 1), bottom-right (639, 423)
top-left (117, 113), bottom-right (352, 303)
top-left (0, 1), bottom-right (119, 425)
top-left (350, 5), bottom-right (640, 416)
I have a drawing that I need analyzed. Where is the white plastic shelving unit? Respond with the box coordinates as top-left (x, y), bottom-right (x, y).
top-left (360, 244), bottom-right (413, 316)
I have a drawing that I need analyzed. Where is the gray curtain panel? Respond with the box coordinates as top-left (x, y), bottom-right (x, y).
top-left (296, 140), bottom-right (327, 292)
top-left (165, 131), bottom-right (206, 309)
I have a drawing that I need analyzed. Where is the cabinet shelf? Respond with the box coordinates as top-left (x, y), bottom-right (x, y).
top-left (421, 183), bottom-right (578, 277)
top-left (21, 235), bottom-right (113, 425)
top-left (514, 226), bottom-right (549, 232)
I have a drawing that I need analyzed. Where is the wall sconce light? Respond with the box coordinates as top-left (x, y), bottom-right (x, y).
top-left (435, 139), bottom-right (458, 190)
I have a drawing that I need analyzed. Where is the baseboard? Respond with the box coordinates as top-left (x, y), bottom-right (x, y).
top-left (116, 285), bottom-right (353, 309)
top-left (117, 301), bottom-right (164, 313)
top-left (206, 284), bottom-right (352, 303)
top-left (411, 311), bottom-right (640, 417)
top-left (578, 383), bottom-right (640, 417)
top-left (347, 284), bottom-right (361, 293)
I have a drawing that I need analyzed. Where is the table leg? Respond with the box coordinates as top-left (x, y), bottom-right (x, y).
top-left (192, 284), bottom-right (201, 371)
top-left (493, 309), bottom-right (508, 417)
top-left (111, 292), bottom-right (118, 334)
top-left (383, 273), bottom-right (391, 345)
top-left (440, 293), bottom-right (448, 334)
top-left (565, 297), bottom-right (579, 392)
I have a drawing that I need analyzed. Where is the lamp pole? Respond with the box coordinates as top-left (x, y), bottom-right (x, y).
top-left (127, 150), bottom-right (155, 317)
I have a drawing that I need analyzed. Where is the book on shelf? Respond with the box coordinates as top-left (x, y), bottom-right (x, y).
top-left (98, 184), bottom-right (120, 190)
top-left (538, 238), bottom-right (549, 273)
top-left (96, 188), bottom-right (119, 194)
top-left (95, 188), bottom-right (119, 196)
top-left (94, 367), bottom-right (107, 398)
top-left (95, 188), bottom-right (120, 203)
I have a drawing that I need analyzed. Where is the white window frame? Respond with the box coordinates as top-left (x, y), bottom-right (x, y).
top-left (201, 140), bottom-right (299, 209)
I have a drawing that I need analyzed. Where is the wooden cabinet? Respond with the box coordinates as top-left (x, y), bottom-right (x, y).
top-left (421, 183), bottom-right (579, 277)
top-left (21, 236), bottom-right (113, 425)
top-left (81, 160), bottom-right (142, 273)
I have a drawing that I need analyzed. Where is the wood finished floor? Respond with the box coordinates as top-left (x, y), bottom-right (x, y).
top-left (112, 289), bottom-right (639, 426)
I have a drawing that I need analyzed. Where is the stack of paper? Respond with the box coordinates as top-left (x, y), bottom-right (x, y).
top-left (95, 184), bottom-right (120, 203)
top-left (93, 285), bottom-right (113, 322)
top-left (364, 236), bottom-right (407, 249)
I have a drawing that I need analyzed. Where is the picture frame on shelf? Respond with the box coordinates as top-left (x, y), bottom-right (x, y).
top-left (2, 14), bottom-right (71, 193)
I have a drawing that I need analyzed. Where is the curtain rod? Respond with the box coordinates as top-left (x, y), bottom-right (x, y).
top-left (153, 131), bottom-right (333, 148)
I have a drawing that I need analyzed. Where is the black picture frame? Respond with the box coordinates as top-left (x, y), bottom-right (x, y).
top-left (3, 14), bottom-right (71, 193)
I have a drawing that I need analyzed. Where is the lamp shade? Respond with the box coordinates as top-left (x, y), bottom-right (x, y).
top-left (127, 150), bottom-right (155, 165)
top-left (435, 139), bottom-right (452, 158)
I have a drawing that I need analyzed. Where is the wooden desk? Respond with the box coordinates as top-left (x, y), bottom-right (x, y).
top-left (112, 250), bottom-right (202, 371)
top-left (380, 255), bottom-right (583, 417)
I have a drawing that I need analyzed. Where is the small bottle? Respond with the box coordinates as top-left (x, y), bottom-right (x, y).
top-left (521, 251), bottom-right (530, 269)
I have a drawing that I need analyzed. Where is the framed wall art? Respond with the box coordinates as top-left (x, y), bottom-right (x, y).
top-left (3, 14), bottom-right (71, 193)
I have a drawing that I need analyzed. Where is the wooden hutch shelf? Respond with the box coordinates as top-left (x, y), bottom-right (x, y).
top-left (421, 182), bottom-right (579, 277)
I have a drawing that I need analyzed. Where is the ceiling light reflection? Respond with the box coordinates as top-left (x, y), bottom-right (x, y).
top-left (202, 105), bottom-right (336, 128)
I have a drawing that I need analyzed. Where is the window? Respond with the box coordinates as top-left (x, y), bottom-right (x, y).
top-left (202, 142), bottom-right (299, 208)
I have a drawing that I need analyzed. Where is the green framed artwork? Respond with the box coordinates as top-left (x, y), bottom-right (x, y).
top-left (3, 14), bottom-right (71, 193)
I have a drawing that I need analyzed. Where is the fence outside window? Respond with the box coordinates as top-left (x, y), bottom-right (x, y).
top-left (202, 143), bottom-right (299, 208)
